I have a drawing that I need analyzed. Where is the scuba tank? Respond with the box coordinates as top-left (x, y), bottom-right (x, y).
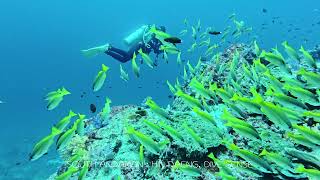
top-left (123, 25), bottom-right (153, 47)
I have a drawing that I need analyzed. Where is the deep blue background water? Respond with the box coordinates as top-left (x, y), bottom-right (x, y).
top-left (0, 0), bottom-right (319, 179)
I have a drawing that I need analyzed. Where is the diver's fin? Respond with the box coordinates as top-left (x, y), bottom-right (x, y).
top-left (81, 44), bottom-right (110, 58)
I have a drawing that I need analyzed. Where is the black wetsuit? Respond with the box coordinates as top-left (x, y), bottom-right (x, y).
top-left (105, 37), bottom-right (163, 63)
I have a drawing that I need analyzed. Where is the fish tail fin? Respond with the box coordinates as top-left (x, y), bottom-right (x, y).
top-left (106, 97), bottom-right (112, 104)
top-left (259, 149), bottom-right (268, 156)
top-left (228, 143), bottom-right (238, 151)
top-left (61, 87), bottom-right (70, 95)
top-left (78, 114), bottom-right (86, 119)
top-left (69, 110), bottom-right (76, 117)
top-left (102, 64), bottom-right (109, 72)
top-left (259, 50), bottom-right (266, 58)
top-left (265, 88), bottom-right (274, 96)
top-left (69, 166), bottom-right (79, 173)
top-left (175, 90), bottom-right (183, 97)
top-left (149, 25), bottom-right (157, 33)
top-left (299, 46), bottom-right (304, 52)
top-left (209, 83), bottom-right (218, 91)
top-left (133, 52), bottom-right (137, 59)
top-left (51, 127), bottom-right (61, 136)
top-left (297, 68), bottom-right (306, 75)
top-left (295, 164), bottom-right (305, 173)
top-left (282, 41), bottom-right (288, 47)
top-left (208, 153), bottom-right (218, 161)
top-left (126, 126), bottom-right (135, 135)
top-left (231, 93), bottom-right (239, 101)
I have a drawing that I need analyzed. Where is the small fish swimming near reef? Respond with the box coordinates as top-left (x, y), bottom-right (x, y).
top-left (119, 64), bottom-right (129, 82)
top-left (55, 110), bottom-right (77, 131)
top-left (56, 120), bottom-right (78, 150)
top-left (45, 87), bottom-right (71, 110)
top-left (179, 29), bottom-right (188, 37)
top-left (191, 26), bottom-right (197, 40)
top-left (188, 42), bottom-right (197, 53)
top-left (164, 37), bottom-right (182, 45)
top-left (131, 52), bottom-right (140, 78)
top-left (55, 166), bottom-right (79, 180)
top-left (138, 48), bottom-right (154, 68)
top-left (262, 8), bottom-right (267, 13)
top-left (101, 97), bottom-right (112, 121)
top-left (29, 127), bottom-right (61, 161)
top-left (92, 64), bottom-right (109, 92)
top-left (228, 13), bottom-right (236, 21)
top-left (208, 31), bottom-right (222, 35)
top-left (90, 104), bottom-right (97, 113)
top-left (160, 44), bottom-right (180, 54)
top-left (80, 92), bottom-right (86, 98)
top-left (183, 18), bottom-right (189, 26)
top-left (196, 19), bottom-right (201, 32)
top-left (177, 52), bottom-right (182, 65)
top-left (149, 25), bottom-right (172, 39)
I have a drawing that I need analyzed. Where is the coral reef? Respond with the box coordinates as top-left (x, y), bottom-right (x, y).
top-left (49, 43), bottom-right (320, 180)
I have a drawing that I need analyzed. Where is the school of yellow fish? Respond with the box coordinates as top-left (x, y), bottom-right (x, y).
top-left (30, 14), bottom-right (320, 180)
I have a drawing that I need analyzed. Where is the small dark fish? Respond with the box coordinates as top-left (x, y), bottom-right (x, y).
top-left (164, 37), bottom-right (182, 44)
top-left (262, 8), bottom-right (267, 13)
top-left (16, 162), bottom-right (21, 166)
top-left (168, 95), bottom-right (173, 99)
top-left (80, 92), bottom-right (86, 98)
top-left (208, 31), bottom-right (222, 35)
top-left (96, 95), bottom-right (100, 98)
top-left (90, 104), bottom-right (96, 113)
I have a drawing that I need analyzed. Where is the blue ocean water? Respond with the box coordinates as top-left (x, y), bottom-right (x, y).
top-left (0, 0), bottom-right (319, 179)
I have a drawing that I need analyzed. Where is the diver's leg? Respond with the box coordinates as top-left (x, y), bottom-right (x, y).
top-left (105, 47), bottom-right (131, 63)
top-left (81, 44), bottom-right (110, 58)
top-left (105, 51), bottom-right (127, 63)
top-left (109, 47), bottom-right (129, 56)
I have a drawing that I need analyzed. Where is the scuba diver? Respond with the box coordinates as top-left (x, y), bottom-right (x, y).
top-left (81, 25), bottom-right (166, 63)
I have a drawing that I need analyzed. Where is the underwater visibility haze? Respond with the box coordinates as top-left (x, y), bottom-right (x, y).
top-left (1, 0), bottom-right (320, 179)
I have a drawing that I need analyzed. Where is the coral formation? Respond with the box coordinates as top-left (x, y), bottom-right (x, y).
top-left (47, 42), bottom-right (320, 179)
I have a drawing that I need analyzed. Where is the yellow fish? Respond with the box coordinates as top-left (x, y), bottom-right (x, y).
top-left (55, 110), bottom-right (77, 131)
top-left (29, 127), bottom-right (61, 161)
top-left (92, 64), bottom-right (109, 92)
top-left (56, 122), bottom-right (77, 150)
top-left (138, 48), bottom-right (154, 68)
top-left (131, 52), bottom-right (140, 78)
top-left (119, 64), bottom-right (129, 82)
top-left (55, 166), bottom-right (78, 180)
top-left (46, 88), bottom-right (71, 110)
